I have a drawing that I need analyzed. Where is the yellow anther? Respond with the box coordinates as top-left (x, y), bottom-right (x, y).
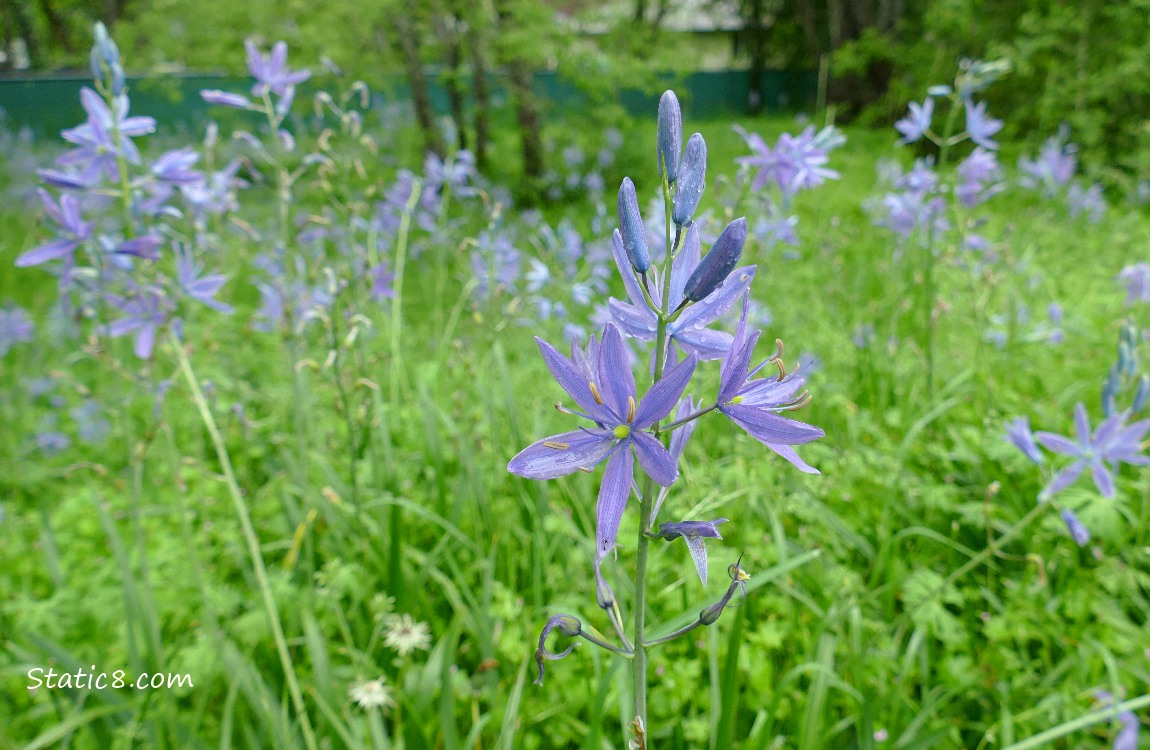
top-left (774, 359), bottom-right (788, 381)
top-left (589, 381), bottom-right (604, 405)
top-left (786, 392), bottom-right (813, 411)
top-left (577, 466), bottom-right (594, 473)
top-left (627, 396), bottom-right (636, 423)
top-left (543, 441), bottom-right (570, 450)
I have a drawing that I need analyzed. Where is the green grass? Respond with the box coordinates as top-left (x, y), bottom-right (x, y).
top-left (0, 102), bottom-right (1147, 750)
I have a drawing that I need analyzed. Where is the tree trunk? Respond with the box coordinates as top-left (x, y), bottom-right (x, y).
top-left (468, 23), bottom-right (491, 171)
top-left (746, 0), bottom-right (767, 114)
top-left (391, 12), bottom-right (445, 158)
top-left (5, 0), bottom-right (43, 67)
top-left (506, 59), bottom-right (544, 181)
top-left (36, 0), bottom-right (71, 55)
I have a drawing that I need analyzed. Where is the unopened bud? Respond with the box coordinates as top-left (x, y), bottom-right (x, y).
top-left (683, 218), bottom-right (746, 302)
top-left (657, 90), bottom-right (682, 183)
top-left (672, 133), bottom-right (707, 227)
top-left (617, 178), bottom-right (650, 273)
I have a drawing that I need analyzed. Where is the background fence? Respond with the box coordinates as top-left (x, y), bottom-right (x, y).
top-left (0, 68), bottom-right (817, 136)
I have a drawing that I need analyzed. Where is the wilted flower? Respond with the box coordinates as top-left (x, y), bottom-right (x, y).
top-left (533, 614), bottom-right (582, 686)
top-left (655, 518), bottom-right (728, 586)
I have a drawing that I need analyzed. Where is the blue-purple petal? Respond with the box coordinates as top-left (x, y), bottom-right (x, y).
top-left (631, 430), bottom-right (677, 486)
top-left (508, 429), bottom-right (615, 479)
top-left (722, 403), bottom-right (824, 445)
top-left (598, 324), bottom-right (635, 420)
top-left (596, 447), bottom-right (634, 558)
top-left (635, 352), bottom-right (697, 428)
top-left (536, 337), bottom-right (615, 423)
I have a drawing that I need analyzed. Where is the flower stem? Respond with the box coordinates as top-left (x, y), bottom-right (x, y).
top-left (170, 332), bottom-right (319, 750)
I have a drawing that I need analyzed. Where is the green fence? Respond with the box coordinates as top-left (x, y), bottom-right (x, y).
top-left (0, 68), bottom-right (816, 137)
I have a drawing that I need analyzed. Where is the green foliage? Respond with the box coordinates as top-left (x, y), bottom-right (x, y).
top-left (1, 89), bottom-right (1149, 750)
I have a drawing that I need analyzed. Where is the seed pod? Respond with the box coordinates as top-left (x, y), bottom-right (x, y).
top-left (683, 218), bottom-right (746, 302)
top-left (672, 133), bottom-right (706, 227)
top-left (657, 90), bottom-right (682, 183)
top-left (616, 177), bottom-right (650, 273)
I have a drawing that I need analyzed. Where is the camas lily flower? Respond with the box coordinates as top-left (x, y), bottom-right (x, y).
top-left (508, 324), bottom-right (697, 558)
top-left (245, 40), bottom-right (311, 98)
top-left (609, 223), bottom-right (755, 361)
top-left (715, 296), bottom-right (824, 473)
top-left (1035, 403), bottom-right (1150, 498)
top-left (59, 88), bottom-right (155, 183)
top-left (17, 189), bottom-right (94, 267)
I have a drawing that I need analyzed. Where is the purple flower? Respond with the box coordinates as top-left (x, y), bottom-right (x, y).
top-left (176, 247), bottom-right (233, 313)
top-left (36, 418), bottom-right (71, 455)
top-left (1034, 403), bottom-right (1150, 498)
top-left (1005, 416), bottom-right (1043, 464)
top-left (507, 324), bottom-right (698, 558)
top-left (1019, 135), bottom-right (1076, 195)
top-left (370, 261), bottom-right (396, 300)
top-left (58, 88), bottom-right (156, 183)
top-left (245, 40), bottom-right (311, 98)
top-left (106, 288), bottom-right (170, 359)
top-left (963, 99), bottom-right (1003, 150)
top-left (17, 190), bottom-right (94, 267)
top-left (955, 148), bottom-right (1003, 207)
top-left (0, 304), bottom-right (35, 355)
top-left (1067, 183), bottom-right (1106, 223)
top-left (72, 399), bottom-right (110, 444)
top-left (1060, 509), bottom-right (1090, 546)
top-left (200, 89), bottom-right (252, 109)
top-left (734, 125), bottom-right (840, 197)
top-left (655, 518), bottom-right (727, 585)
top-left (609, 223), bottom-right (756, 361)
top-left (895, 98), bottom-right (934, 144)
top-left (715, 296), bottom-right (824, 473)
top-left (151, 148), bottom-right (203, 185)
top-left (1117, 262), bottom-right (1150, 305)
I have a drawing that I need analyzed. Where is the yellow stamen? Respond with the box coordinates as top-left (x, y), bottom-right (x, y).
top-left (589, 381), bottom-right (604, 405)
top-left (775, 359), bottom-right (787, 381)
top-left (627, 395), bottom-right (636, 423)
top-left (577, 466), bottom-right (594, 473)
top-left (543, 441), bottom-right (570, 450)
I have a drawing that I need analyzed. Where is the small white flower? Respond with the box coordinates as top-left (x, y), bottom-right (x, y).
top-left (384, 613), bottom-right (431, 656)
top-left (348, 677), bottom-right (395, 711)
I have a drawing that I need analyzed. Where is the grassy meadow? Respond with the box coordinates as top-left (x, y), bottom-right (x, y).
top-left (0, 69), bottom-right (1148, 750)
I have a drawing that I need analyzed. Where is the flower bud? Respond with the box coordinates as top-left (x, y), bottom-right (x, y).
top-left (657, 90), bottom-right (682, 183)
top-left (672, 133), bottom-right (706, 227)
top-left (1133, 374), bottom-right (1150, 413)
top-left (683, 218), bottom-right (746, 302)
top-left (617, 177), bottom-right (650, 273)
